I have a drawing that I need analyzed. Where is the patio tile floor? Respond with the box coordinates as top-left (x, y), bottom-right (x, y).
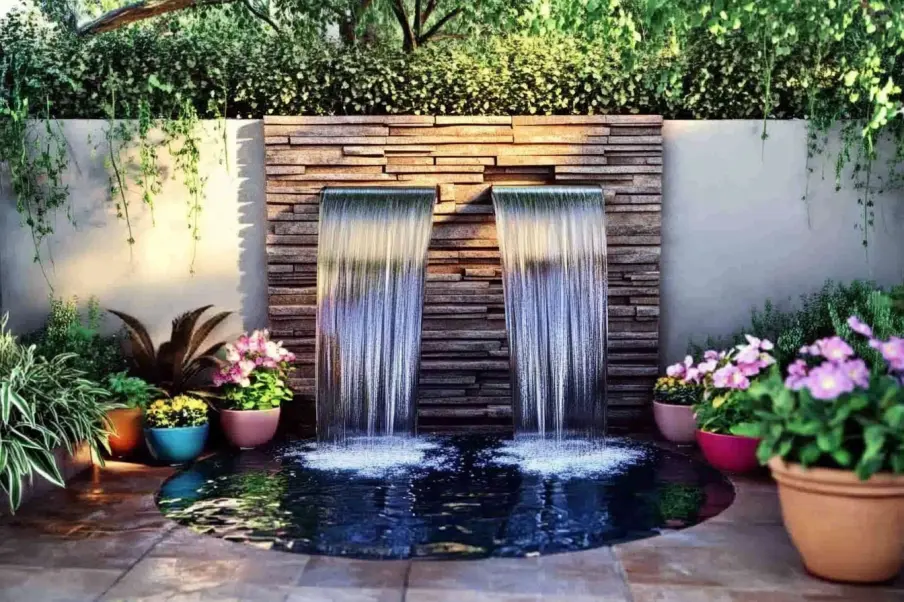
top-left (1, 445), bottom-right (902, 602)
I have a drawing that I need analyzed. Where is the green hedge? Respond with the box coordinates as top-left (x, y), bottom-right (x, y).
top-left (1, 11), bottom-right (842, 120)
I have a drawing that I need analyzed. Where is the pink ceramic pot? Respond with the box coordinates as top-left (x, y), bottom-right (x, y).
top-left (653, 401), bottom-right (697, 444)
top-left (220, 408), bottom-right (281, 449)
top-left (696, 430), bottom-right (761, 473)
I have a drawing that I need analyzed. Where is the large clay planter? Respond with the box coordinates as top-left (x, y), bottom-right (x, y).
top-left (220, 408), bottom-right (280, 449)
top-left (106, 408), bottom-right (143, 457)
top-left (144, 425), bottom-right (208, 465)
top-left (769, 458), bottom-right (904, 583)
top-left (653, 401), bottom-right (696, 443)
top-left (696, 430), bottom-right (761, 473)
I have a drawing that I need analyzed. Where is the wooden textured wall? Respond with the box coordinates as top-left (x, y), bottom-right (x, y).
top-left (264, 115), bottom-right (662, 434)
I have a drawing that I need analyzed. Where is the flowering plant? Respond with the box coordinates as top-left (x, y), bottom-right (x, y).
top-left (653, 376), bottom-right (702, 406)
top-left (145, 396), bottom-right (208, 428)
top-left (747, 316), bottom-right (904, 480)
top-left (213, 330), bottom-right (295, 411)
top-left (668, 336), bottom-right (776, 436)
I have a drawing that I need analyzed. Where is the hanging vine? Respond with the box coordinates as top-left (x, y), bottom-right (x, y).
top-left (163, 99), bottom-right (207, 274)
top-left (0, 58), bottom-right (70, 287)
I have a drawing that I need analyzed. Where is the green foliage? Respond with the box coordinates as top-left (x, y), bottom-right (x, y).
top-left (106, 371), bottom-right (159, 410)
top-left (748, 368), bottom-right (904, 480)
top-left (653, 376), bottom-right (702, 407)
top-left (690, 281), bottom-right (904, 369)
top-left (28, 296), bottom-right (127, 384)
top-left (0, 314), bottom-right (115, 511)
top-left (221, 370), bottom-right (292, 411)
top-left (694, 389), bottom-right (759, 436)
top-left (108, 305), bottom-right (231, 397)
top-left (145, 395), bottom-right (209, 428)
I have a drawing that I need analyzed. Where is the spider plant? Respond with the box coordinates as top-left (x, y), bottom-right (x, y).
top-left (108, 305), bottom-right (232, 397)
top-left (1, 315), bottom-right (114, 511)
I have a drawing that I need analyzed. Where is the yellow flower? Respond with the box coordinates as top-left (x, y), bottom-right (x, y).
top-left (712, 394), bottom-right (727, 408)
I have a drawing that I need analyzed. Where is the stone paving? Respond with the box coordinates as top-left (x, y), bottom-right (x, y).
top-left (1, 448), bottom-right (902, 602)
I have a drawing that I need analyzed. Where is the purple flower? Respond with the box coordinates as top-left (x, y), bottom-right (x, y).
top-left (744, 334), bottom-right (774, 351)
top-left (841, 358), bottom-right (870, 388)
top-left (872, 337), bottom-right (904, 371)
top-left (847, 316), bottom-right (873, 338)
top-left (806, 363), bottom-right (855, 400)
top-left (704, 350), bottom-right (724, 361)
top-left (816, 337), bottom-right (854, 362)
top-left (784, 359), bottom-right (810, 390)
top-left (666, 355), bottom-right (694, 380)
top-left (697, 359), bottom-right (718, 374)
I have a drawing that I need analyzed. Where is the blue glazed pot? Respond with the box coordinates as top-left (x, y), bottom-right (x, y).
top-left (144, 425), bottom-right (208, 465)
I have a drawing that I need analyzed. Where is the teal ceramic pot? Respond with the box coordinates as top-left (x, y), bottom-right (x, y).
top-left (144, 425), bottom-right (209, 464)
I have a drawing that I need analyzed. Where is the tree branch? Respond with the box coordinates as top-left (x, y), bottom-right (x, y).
top-left (78, 0), bottom-right (234, 35)
top-left (390, 0), bottom-right (417, 52)
top-left (241, 0), bottom-right (281, 32)
top-left (414, 0), bottom-right (422, 39)
top-left (421, 0), bottom-right (437, 25)
top-left (418, 6), bottom-right (462, 45)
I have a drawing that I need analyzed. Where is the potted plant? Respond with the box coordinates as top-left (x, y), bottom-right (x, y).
top-left (746, 316), bottom-right (904, 583)
top-left (143, 396), bottom-right (209, 464)
top-left (653, 364), bottom-right (703, 443)
top-left (104, 371), bottom-right (159, 457)
top-left (214, 330), bottom-right (295, 449)
top-left (692, 337), bottom-right (775, 472)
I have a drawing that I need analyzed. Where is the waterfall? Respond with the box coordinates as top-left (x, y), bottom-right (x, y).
top-left (315, 187), bottom-right (436, 444)
top-left (492, 186), bottom-right (609, 441)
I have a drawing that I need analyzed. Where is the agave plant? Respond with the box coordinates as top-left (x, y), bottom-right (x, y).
top-left (108, 305), bottom-right (232, 397)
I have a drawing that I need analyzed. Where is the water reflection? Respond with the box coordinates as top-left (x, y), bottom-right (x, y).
top-left (157, 437), bottom-right (733, 560)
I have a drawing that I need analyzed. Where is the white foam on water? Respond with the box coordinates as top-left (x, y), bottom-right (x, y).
top-left (494, 437), bottom-right (648, 478)
top-left (281, 437), bottom-right (445, 477)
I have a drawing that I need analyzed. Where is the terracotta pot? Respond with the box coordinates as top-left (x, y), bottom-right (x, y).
top-left (769, 458), bottom-right (904, 583)
top-left (220, 408), bottom-right (281, 449)
top-left (653, 401), bottom-right (697, 443)
top-left (106, 408), bottom-right (143, 457)
top-left (696, 430), bottom-right (761, 473)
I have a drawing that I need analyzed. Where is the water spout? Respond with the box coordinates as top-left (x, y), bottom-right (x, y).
top-left (315, 187), bottom-right (436, 444)
top-left (492, 186), bottom-right (609, 441)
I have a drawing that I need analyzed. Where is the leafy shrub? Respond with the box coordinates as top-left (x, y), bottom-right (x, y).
top-left (690, 281), bottom-right (904, 369)
top-left (0, 315), bottom-right (114, 511)
top-left (106, 372), bottom-right (160, 410)
top-left (28, 296), bottom-right (126, 383)
top-left (0, 11), bottom-right (834, 120)
top-left (652, 376), bottom-right (701, 407)
top-left (748, 316), bottom-right (904, 480)
top-left (109, 305), bottom-right (231, 397)
top-left (145, 396), bottom-right (209, 428)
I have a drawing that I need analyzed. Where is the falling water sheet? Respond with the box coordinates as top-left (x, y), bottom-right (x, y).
top-left (315, 187), bottom-right (435, 444)
top-left (492, 186), bottom-right (608, 441)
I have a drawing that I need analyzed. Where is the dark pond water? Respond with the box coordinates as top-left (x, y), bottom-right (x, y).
top-left (156, 436), bottom-right (734, 560)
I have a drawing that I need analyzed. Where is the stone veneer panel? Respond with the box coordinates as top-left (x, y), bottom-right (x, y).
top-left (264, 115), bottom-right (662, 434)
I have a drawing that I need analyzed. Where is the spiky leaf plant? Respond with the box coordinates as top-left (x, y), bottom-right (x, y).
top-left (108, 305), bottom-right (231, 397)
top-left (1, 315), bottom-right (114, 512)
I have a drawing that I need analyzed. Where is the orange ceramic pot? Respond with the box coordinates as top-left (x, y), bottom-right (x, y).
top-left (769, 457), bottom-right (904, 583)
top-left (106, 407), bottom-right (143, 457)
top-left (220, 408), bottom-right (281, 449)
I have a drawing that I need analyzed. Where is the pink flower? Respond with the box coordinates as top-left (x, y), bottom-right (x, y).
top-left (697, 359), bottom-right (718, 374)
top-left (703, 350), bottom-right (724, 361)
top-left (847, 316), bottom-right (873, 338)
top-left (713, 364), bottom-right (750, 390)
top-left (666, 356), bottom-right (694, 379)
top-left (806, 363), bottom-right (855, 400)
top-left (816, 337), bottom-right (854, 362)
top-left (735, 344), bottom-right (760, 364)
top-left (744, 335), bottom-right (774, 351)
top-left (841, 359), bottom-right (870, 388)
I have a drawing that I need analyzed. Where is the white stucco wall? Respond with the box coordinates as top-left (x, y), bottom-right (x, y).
top-left (1, 119), bottom-right (903, 367)
top-left (660, 120), bottom-right (904, 364)
top-left (0, 120), bottom-right (268, 343)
